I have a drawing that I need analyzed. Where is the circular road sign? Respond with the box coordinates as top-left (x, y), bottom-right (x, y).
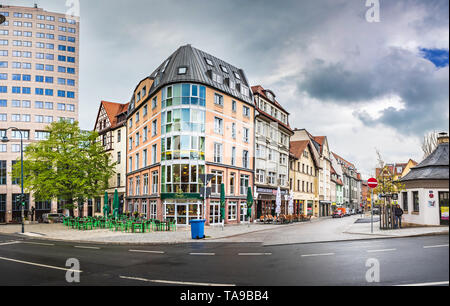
top-left (368, 178), bottom-right (378, 189)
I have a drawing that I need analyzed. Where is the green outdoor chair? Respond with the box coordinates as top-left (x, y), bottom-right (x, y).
top-left (167, 220), bottom-right (176, 231)
top-left (133, 223), bottom-right (144, 233)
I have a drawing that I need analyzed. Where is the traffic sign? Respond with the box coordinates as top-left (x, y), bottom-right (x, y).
top-left (368, 178), bottom-right (378, 189)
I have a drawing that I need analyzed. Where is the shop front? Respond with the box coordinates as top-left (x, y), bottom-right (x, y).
top-left (307, 200), bottom-right (314, 216)
top-left (293, 199), bottom-right (305, 215)
top-left (320, 201), bottom-right (332, 217)
top-left (161, 193), bottom-right (203, 226)
top-left (255, 187), bottom-right (289, 218)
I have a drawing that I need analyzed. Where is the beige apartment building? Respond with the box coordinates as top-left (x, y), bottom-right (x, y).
top-left (291, 129), bottom-right (333, 217)
top-left (0, 5), bottom-right (79, 223)
top-left (289, 139), bottom-right (320, 217)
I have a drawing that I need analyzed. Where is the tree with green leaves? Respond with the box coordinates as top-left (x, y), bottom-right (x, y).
top-left (374, 149), bottom-right (405, 229)
top-left (11, 120), bottom-right (116, 216)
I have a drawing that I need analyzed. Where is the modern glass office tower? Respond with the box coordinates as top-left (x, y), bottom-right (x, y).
top-left (0, 5), bottom-right (79, 223)
top-left (126, 45), bottom-right (255, 226)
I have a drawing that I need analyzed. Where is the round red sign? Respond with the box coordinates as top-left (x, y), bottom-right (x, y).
top-left (368, 178), bottom-right (378, 188)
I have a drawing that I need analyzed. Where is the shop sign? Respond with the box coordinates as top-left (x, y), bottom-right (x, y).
top-left (256, 187), bottom-right (289, 196)
top-left (161, 193), bottom-right (202, 200)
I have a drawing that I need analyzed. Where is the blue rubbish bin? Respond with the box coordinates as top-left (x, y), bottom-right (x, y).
top-left (189, 219), bottom-right (206, 239)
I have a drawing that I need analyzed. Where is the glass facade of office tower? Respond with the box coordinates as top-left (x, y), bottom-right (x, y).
top-left (0, 5), bottom-right (79, 223)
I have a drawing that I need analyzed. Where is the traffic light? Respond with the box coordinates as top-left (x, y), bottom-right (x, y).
top-left (16, 194), bottom-right (27, 207)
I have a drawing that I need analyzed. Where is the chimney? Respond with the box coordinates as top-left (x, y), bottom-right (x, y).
top-left (437, 132), bottom-right (449, 144)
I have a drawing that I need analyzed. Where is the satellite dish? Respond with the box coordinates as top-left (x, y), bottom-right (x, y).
top-left (0, 15), bottom-right (6, 25)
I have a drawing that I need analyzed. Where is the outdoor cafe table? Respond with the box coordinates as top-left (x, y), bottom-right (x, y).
top-left (131, 222), bottom-right (145, 233)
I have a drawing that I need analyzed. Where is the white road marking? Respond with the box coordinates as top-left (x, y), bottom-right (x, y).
top-left (189, 253), bottom-right (215, 256)
top-left (367, 248), bottom-right (397, 253)
top-left (423, 244), bottom-right (449, 249)
top-left (0, 256), bottom-right (82, 273)
top-left (395, 281), bottom-right (449, 286)
top-left (0, 241), bottom-right (22, 246)
top-left (119, 275), bottom-right (235, 286)
top-left (238, 253), bottom-right (272, 256)
top-left (301, 253), bottom-right (335, 257)
top-left (22, 242), bottom-right (55, 246)
top-left (129, 249), bottom-right (165, 254)
top-left (74, 245), bottom-right (100, 250)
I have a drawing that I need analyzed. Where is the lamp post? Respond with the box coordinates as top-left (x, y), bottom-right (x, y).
top-left (2, 127), bottom-right (25, 233)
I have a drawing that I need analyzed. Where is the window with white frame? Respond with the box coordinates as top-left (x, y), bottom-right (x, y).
top-left (243, 105), bottom-right (250, 117)
top-left (152, 171), bottom-right (158, 194)
top-left (268, 172), bottom-right (276, 185)
top-left (214, 143), bottom-right (223, 163)
top-left (240, 175), bottom-right (249, 195)
top-left (214, 117), bottom-right (223, 134)
top-left (256, 170), bottom-right (265, 184)
top-left (231, 147), bottom-right (236, 166)
top-left (228, 201), bottom-right (237, 221)
top-left (243, 128), bottom-right (249, 143)
top-left (243, 150), bottom-right (249, 169)
top-left (150, 201), bottom-right (157, 219)
top-left (143, 174), bottom-right (149, 195)
top-left (152, 144), bottom-right (157, 164)
top-left (214, 93), bottom-right (223, 106)
top-left (142, 201), bottom-right (147, 219)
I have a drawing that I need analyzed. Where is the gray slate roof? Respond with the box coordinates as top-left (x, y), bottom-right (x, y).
top-left (128, 44), bottom-right (253, 114)
top-left (400, 142), bottom-right (449, 181)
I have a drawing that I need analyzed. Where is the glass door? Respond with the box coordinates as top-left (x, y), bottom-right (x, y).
top-left (188, 202), bottom-right (202, 224)
top-left (439, 192), bottom-right (449, 226)
top-left (176, 204), bottom-right (187, 225)
top-left (240, 202), bottom-right (248, 223)
top-left (209, 201), bottom-right (220, 224)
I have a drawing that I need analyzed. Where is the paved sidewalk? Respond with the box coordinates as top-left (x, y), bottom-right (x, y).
top-left (0, 222), bottom-right (282, 244)
top-left (343, 220), bottom-right (449, 237)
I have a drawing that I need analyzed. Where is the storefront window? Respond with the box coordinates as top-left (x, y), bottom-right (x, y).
top-left (163, 200), bottom-right (202, 225)
top-left (210, 201), bottom-right (221, 224)
top-left (228, 201), bottom-right (237, 221)
top-left (307, 201), bottom-right (313, 216)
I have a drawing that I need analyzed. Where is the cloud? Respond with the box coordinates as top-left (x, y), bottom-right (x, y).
top-left (3, 0), bottom-right (448, 177)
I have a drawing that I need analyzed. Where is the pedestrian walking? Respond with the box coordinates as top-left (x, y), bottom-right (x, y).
top-left (394, 204), bottom-right (404, 229)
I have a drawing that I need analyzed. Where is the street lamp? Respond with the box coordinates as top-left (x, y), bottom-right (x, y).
top-left (2, 127), bottom-right (25, 233)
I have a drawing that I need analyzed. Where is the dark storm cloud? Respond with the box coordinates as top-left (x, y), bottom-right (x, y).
top-left (300, 47), bottom-right (449, 134)
top-left (299, 60), bottom-right (382, 103)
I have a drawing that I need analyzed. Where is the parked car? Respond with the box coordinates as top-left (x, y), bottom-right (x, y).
top-left (42, 213), bottom-right (64, 223)
top-left (372, 208), bottom-right (380, 215)
top-left (332, 210), bottom-right (344, 218)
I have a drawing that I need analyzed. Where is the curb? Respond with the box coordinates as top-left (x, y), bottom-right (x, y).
top-left (264, 231), bottom-right (449, 247)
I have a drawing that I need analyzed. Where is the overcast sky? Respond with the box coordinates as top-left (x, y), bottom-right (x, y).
top-left (5, 0), bottom-right (449, 178)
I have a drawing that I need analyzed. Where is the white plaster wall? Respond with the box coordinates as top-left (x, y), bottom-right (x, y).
top-left (401, 188), bottom-right (447, 226)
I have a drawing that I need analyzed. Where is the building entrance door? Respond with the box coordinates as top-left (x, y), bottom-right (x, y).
top-left (439, 192), bottom-right (449, 226)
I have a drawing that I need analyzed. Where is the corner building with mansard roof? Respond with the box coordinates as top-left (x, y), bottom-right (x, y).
top-left (125, 45), bottom-right (255, 226)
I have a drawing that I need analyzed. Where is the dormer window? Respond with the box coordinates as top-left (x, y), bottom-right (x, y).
top-left (178, 66), bottom-right (188, 75)
top-left (205, 58), bottom-right (214, 66)
top-left (240, 84), bottom-right (249, 97)
top-left (212, 72), bottom-right (223, 84)
top-left (266, 91), bottom-right (274, 101)
top-left (233, 71), bottom-right (241, 80)
top-left (220, 65), bottom-right (228, 73)
top-left (226, 78), bottom-right (235, 89)
top-left (161, 59), bottom-right (170, 72)
top-left (154, 75), bottom-right (160, 86)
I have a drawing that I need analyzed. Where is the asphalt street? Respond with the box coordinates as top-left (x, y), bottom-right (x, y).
top-left (0, 233), bottom-right (448, 286)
